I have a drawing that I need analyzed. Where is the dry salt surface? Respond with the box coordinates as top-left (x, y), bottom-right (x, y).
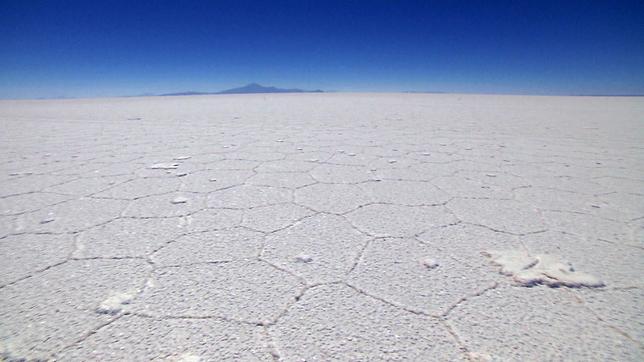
top-left (0, 93), bottom-right (642, 361)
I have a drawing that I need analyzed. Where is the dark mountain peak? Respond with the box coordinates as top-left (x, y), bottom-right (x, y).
top-left (158, 83), bottom-right (324, 97)
top-left (218, 83), bottom-right (322, 94)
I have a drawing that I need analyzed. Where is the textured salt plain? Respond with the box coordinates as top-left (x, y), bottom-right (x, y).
top-left (0, 93), bottom-right (642, 361)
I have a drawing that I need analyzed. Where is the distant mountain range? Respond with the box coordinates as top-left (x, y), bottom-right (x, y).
top-left (160, 83), bottom-right (323, 96)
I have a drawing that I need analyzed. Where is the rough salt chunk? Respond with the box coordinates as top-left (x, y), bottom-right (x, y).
top-left (483, 250), bottom-right (604, 288)
top-left (40, 216), bottom-right (55, 224)
top-left (483, 250), bottom-right (537, 276)
top-left (295, 254), bottom-right (313, 263)
top-left (96, 292), bottom-right (133, 315)
top-left (420, 258), bottom-right (439, 269)
top-left (171, 196), bottom-right (188, 204)
top-left (149, 163), bottom-right (179, 169)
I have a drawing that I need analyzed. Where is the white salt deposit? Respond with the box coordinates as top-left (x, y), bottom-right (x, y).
top-left (483, 250), bottom-right (604, 288)
top-left (295, 254), bottom-right (313, 263)
top-left (420, 258), bottom-right (439, 269)
top-left (96, 292), bottom-right (133, 315)
top-left (149, 163), bottom-right (179, 169)
top-left (175, 353), bottom-right (201, 362)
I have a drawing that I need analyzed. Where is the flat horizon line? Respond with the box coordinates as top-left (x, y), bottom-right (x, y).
top-left (2, 91), bottom-right (644, 101)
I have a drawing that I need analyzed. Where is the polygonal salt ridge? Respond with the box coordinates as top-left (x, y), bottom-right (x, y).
top-left (14, 197), bottom-right (129, 234)
top-left (241, 203), bottom-right (315, 233)
top-left (73, 217), bottom-right (188, 259)
top-left (431, 174), bottom-right (512, 199)
top-left (255, 159), bottom-right (318, 173)
top-left (0, 192), bottom-right (72, 216)
top-left (345, 203), bottom-right (458, 237)
top-left (53, 311), bottom-right (274, 362)
top-left (358, 179), bottom-right (450, 206)
top-left (122, 193), bottom-right (207, 218)
top-left (203, 159), bottom-right (261, 170)
top-left (594, 192), bottom-right (644, 222)
top-left (262, 213), bottom-right (372, 283)
top-left (245, 171), bottom-right (317, 189)
top-left (0, 258), bottom-right (151, 358)
top-left (1, 174), bottom-right (78, 198)
top-left (151, 227), bottom-right (265, 266)
top-left (180, 169), bottom-right (254, 193)
top-left (483, 250), bottom-right (604, 288)
top-left (286, 150), bottom-right (333, 162)
top-left (129, 259), bottom-right (303, 324)
top-left (92, 177), bottom-right (182, 200)
top-left (513, 186), bottom-right (603, 215)
top-left (269, 283), bottom-right (463, 360)
top-left (206, 185), bottom-right (293, 209)
top-left (447, 198), bottom-right (546, 235)
top-left (224, 150), bottom-right (285, 161)
top-left (309, 163), bottom-right (377, 184)
top-left (593, 176), bottom-right (644, 195)
top-left (294, 183), bottom-right (373, 214)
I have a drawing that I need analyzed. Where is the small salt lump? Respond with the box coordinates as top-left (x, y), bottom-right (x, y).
top-left (171, 196), bottom-right (188, 204)
top-left (420, 258), bottom-right (439, 270)
top-left (295, 254), bottom-right (313, 263)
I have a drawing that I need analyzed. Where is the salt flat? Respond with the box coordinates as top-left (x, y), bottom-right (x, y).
top-left (0, 93), bottom-right (642, 361)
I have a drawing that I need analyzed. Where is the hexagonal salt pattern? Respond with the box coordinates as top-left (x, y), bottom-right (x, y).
top-left (262, 214), bottom-right (371, 283)
top-left (295, 183), bottom-right (372, 214)
top-left (346, 203), bottom-right (458, 237)
top-left (130, 260), bottom-right (303, 324)
top-left (269, 284), bottom-right (463, 360)
top-left (56, 315), bottom-right (273, 361)
top-left (0, 234), bottom-right (74, 286)
top-left (347, 237), bottom-right (503, 316)
top-left (448, 285), bottom-right (642, 360)
top-left (151, 228), bottom-right (264, 266)
top-left (1, 94), bottom-right (642, 360)
top-left (0, 259), bottom-right (150, 360)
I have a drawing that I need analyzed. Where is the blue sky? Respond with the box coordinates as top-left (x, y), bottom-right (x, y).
top-left (1, 0), bottom-right (643, 98)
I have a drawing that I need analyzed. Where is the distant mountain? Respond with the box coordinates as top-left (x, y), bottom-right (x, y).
top-left (159, 91), bottom-right (212, 96)
top-left (218, 83), bottom-right (323, 94)
top-left (404, 90), bottom-right (446, 94)
top-left (159, 83), bottom-right (322, 96)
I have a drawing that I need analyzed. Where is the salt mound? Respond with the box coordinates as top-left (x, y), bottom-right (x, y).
top-left (96, 292), bottom-right (133, 315)
top-left (483, 250), bottom-right (604, 288)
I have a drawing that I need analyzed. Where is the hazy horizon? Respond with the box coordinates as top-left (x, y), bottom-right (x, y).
top-left (2, 0), bottom-right (644, 99)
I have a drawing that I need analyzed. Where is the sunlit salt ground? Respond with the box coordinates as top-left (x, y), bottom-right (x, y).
top-left (0, 93), bottom-right (642, 361)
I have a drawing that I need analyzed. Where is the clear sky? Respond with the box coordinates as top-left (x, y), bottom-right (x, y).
top-left (1, 0), bottom-right (643, 98)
